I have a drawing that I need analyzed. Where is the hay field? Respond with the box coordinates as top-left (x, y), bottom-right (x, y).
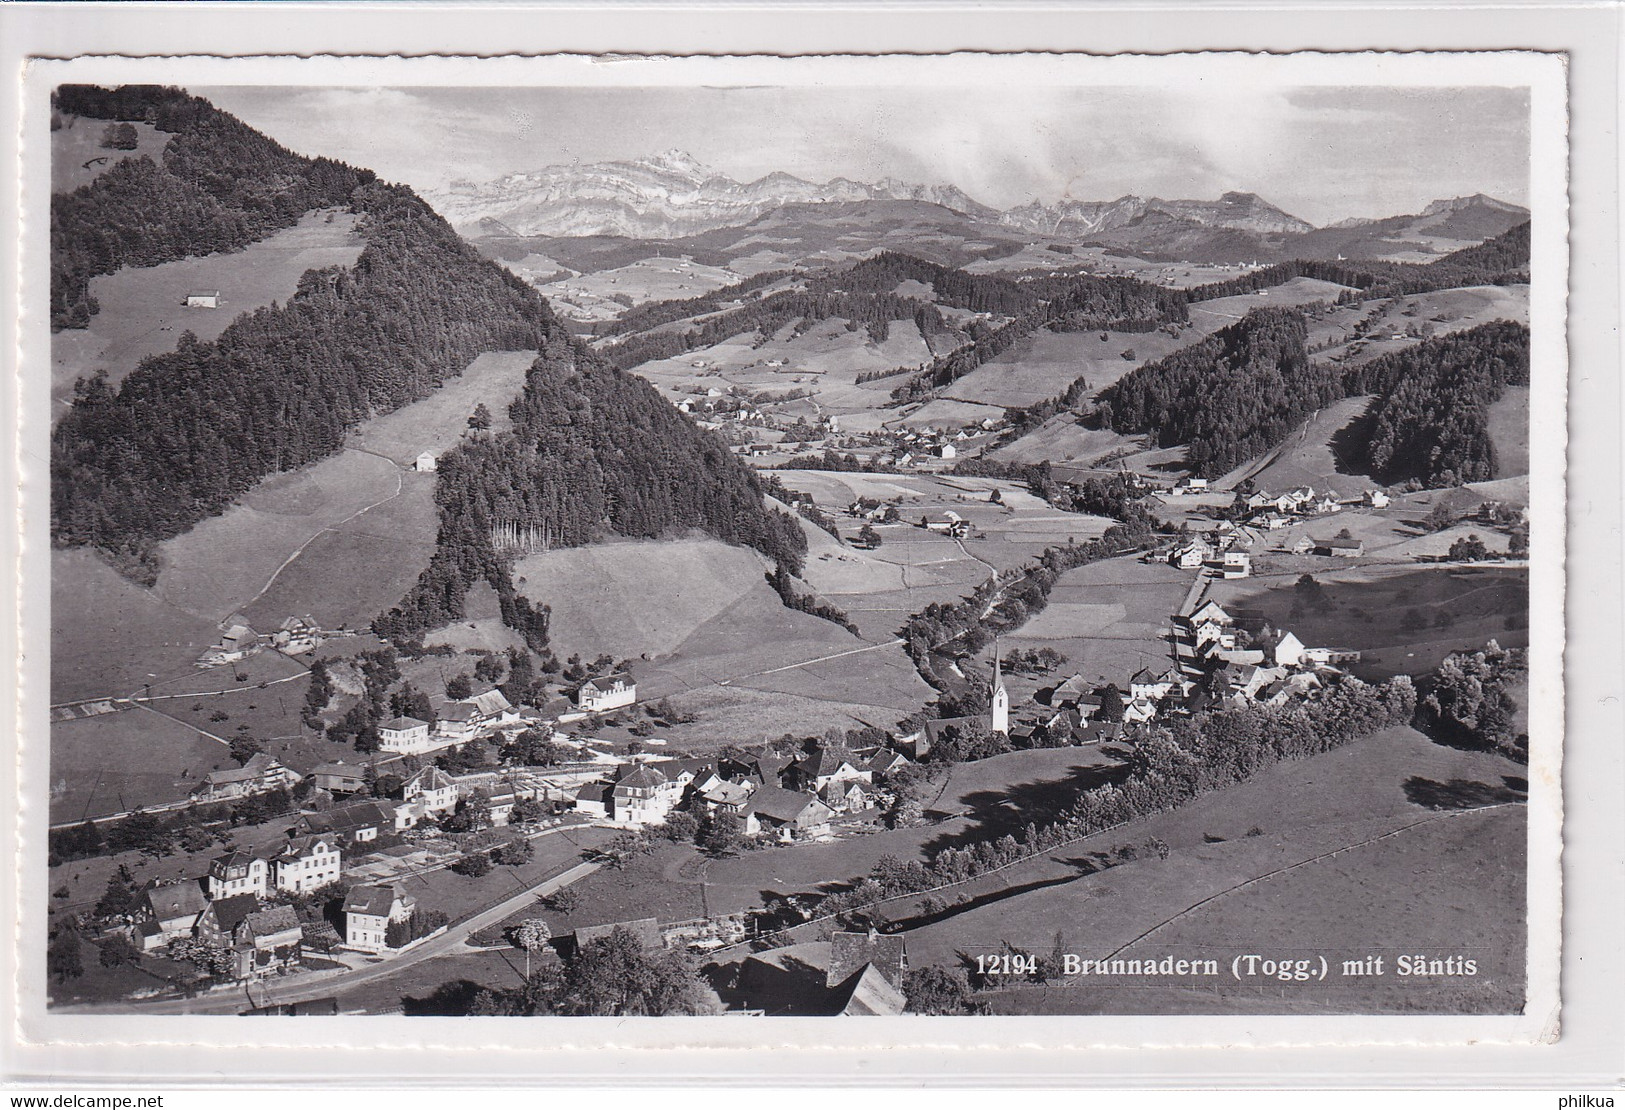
top-left (1184, 277), bottom-right (1353, 333)
top-left (945, 326), bottom-right (1202, 410)
top-left (1485, 386), bottom-right (1530, 478)
top-left (50, 210), bottom-right (365, 415)
top-left (900, 725), bottom-right (1526, 1014)
top-left (154, 449), bottom-right (403, 623)
top-left (239, 475), bottom-right (439, 632)
top-left (49, 708), bottom-right (225, 823)
top-left (1248, 395), bottom-right (1379, 493)
top-left (51, 116), bottom-right (170, 192)
top-left (992, 417), bottom-right (1143, 466)
top-left (1208, 564), bottom-right (1528, 679)
top-left (998, 556), bottom-right (1190, 684)
top-left (895, 398), bottom-right (1008, 429)
top-left (347, 350), bottom-right (536, 464)
top-left (51, 549), bottom-right (219, 704)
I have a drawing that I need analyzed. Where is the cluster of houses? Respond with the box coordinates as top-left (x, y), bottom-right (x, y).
top-left (572, 742), bottom-right (912, 842)
top-left (197, 614), bottom-right (328, 666)
top-left (1157, 483), bottom-right (1392, 575)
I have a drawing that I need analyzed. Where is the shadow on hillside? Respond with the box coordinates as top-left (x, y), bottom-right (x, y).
top-left (402, 978), bottom-right (488, 1016)
top-left (920, 760), bottom-right (1130, 855)
top-left (1403, 776), bottom-right (1525, 811)
top-left (1327, 400), bottom-right (1379, 477)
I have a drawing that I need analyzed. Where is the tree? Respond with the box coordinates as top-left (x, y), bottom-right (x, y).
top-left (450, 851), bottom-right (494, 878)
top-left (474, 653), bottom-right (505, 684)
top-left (551, 926), bottom-right (712, 1016)
top-left (229, 734), bottom-right (263, 766)
top-left (445, 790), bottom-right (492, 833)
top-left (601, 830), bottom-right (655, 869)
top-left (98, 933), bottom-right (141, 969)
top-left (100, 122), bottom-right (139, 150)
top-left (48, 928), bottom-right (84, 982)
top-left (513, 918), bottom-right (552, 979)
top-left (661, 810), bottom-right (701, 843)
top-left (495, 836), bottom-right (534, 866)
top-left (904, 965), bottom-right (977, 1014)
top-left (468, 403), bottom-right (493, 430)
top-left (856, 523), bottom-right (881, 549)
top-left (94, 866), bottom-right (138, 919)
top-left (697, 811), bottom-right (745, 855)
top-left (543, 888), bottom-right (580, 915)
top-left (1448, 533), bottom-right (1491, 562)
top-left (1426, 502), bottom-right (1458, 533)
top-left (445, 674), bottom-right (473, 701)
top-left (509, 797), bottom-right (549, 824)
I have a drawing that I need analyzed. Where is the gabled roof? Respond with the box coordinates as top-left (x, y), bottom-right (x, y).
top-left (437, 703), bottom-right (478, 724)
top-left (746, 785), bottom-right (830, 824)
top-left (242, 904), bottom-right (302, 942)
top-left (298, 799), bottom-right (394, 835)
top-left (407, 766), bottom-right (456, 793)
top-left (468, 689), bottom-right (514, 716)
top-left (827, 930), bottom-right (907, 989)
top-left (212, 850), bottom-right (260, 872)
top-left (798, 746), bottom-right (857, 778)
top-left (343, 884), bottom-right (404, 918)
top-left (312, 762), bottom-right (367, 779)
top-left (206, 893), bottom-right (260, 934)
top-left (279, 835), bottom-right (337, 860)
top-left (1130, 667), bottom-right (1161, 685)
top-left (144, 881), bottom-right (207, 921)
top-left (833, 964), bottom-right (908, 1016)
top-left (613, 764), bottom-right (667, 791)
top-left (379, 716), bottom-right (428, 732)
top-left (574, 782), bottom-right (611, 803)
top-left (863, 749), bottom-right (910, 775)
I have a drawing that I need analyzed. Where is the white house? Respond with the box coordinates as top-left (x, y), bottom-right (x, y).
top-left (577, 675), bottom-right (636, 713)
top-left (1273, 631), bottom-right (1306, 667)
top-left (415, 451), bottom-right (437, 473)
top-left (934, 443), bottom-right (957, 460)
top-left (185, 290), bottom-right (221, 309)
top-left (1364, 489), bottom-right (1391, 508)
top-left (433, 703), bottom-right (478, 740)
top-left (206, 852), bottom-right (269, 901)
top-left (1220, 550), bottom-right (1251, 579)
top-left (610, 764), bottom-right (676, 826)
top-left (343, 884), bottom-right (416, 953)
top-left (466, 688), bottom-right (519, 727)
top-left (1172, 540), bottom-right (1213, 570)
top-left (273, 836), bottom-right (342, 894)
top-left (379, 716), bottom-right (432, 754)
top-left (395, 766), bottom-right (459, 829)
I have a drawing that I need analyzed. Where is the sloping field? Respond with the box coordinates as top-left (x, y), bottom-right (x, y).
top-left (52, 117), bottom-right (171, 192)
top-left (1208, 564), bottom-right (1527, 679)
top-left (239, 474), bottom-right (438, 632)
top-left (1184, 277), bottom-right (1354, 334)
top-left (992, 417), bottom-right (1142, 466)
top-left (1248, 395), bottom-right (1379, 493)
top-left (346, 350), bottom-right (536, 465)
top-left (51, 210), bottom-right (364, 415)
top-left (154, 449), bottom-right (403, 624)
top-left (51, 549), bottom-right (220, 705)
top-left (1486, 386), bottom-right (1530, 478)
top-left (945, 326), bottom-right (1201, 410)
top-left (1000, 556), bottom-right (1190, 684)
top-left (49, 708), bottom-right (225, 823)
top-left (898, 724), bottom-right (1526, 1014)
top-left (514, 538), bottom-right (786, 659)
top-left (896, 397), bottom-right (1008, 429)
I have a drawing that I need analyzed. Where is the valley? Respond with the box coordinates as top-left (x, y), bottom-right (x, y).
top-left (41, 84), bottom-right (1536, 1022)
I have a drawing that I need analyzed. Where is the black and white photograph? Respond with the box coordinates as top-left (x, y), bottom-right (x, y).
top-left (13, 46), bottom-right (1572, 1050)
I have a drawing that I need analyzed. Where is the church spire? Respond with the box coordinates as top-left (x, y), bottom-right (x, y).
top-left (990, 637), bottom-right (1009, 735)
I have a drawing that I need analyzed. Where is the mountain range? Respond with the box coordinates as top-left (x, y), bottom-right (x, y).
top-left (427, 150), bottom-right (1527, 264)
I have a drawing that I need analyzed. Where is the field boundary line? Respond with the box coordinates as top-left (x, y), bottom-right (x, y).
top-left (1096, 801), bottom-right (1524, 964)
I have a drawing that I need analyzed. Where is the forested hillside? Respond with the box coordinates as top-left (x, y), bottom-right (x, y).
top-left (1185, 221), bottom-right (1530, 305)
top-left (1097, 308), bottom-right (1331, 476)
top-left (51, 84), bottom-right (369, 329)
top-left (53, 89), bottom-right (805, 626)
top-left (373, 335), bottom-right (808, 646)
top-left (1346, 321), bottom-right (1531, 486)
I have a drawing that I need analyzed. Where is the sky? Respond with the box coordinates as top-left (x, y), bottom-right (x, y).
top-left (195, 84), bottom-right (1530, 226)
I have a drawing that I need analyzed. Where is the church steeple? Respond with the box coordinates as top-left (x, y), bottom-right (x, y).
top-left (990, 638), bottom-right (1009, 735)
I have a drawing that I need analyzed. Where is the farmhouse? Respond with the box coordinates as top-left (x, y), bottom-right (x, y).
top-left (311, 762), bottom-right (370, 795)
top-left (1170, 540), bottom-right (1213, 570)
top-left (1317, 537), bottom-right (1365, 557)
top-left (133, 881), bottom-right (209, 950)
top-left (577, 674), bottom-right (637, 713)
top-left (206, 852), bottom-right (268, 901)
top-left (743, 786), bottom-right (834, 840)
top-left (192, 753), bottom-right (300, 802)
top-left (343, 884), bottom-right (416, 954)
top-left (231, 905), bottom-right (303, 979)
top-left (295, 799), bottom-right (394, 846)
top-left (194, 893), bottom-right (259, 948)
top-left (434, 703), bottom-right (478, 741)
top-left (414, 451), bottom-right (438, 473)
top-left (573, 781), bottom-right (611, 819)
top-left (273, 615), bottom-right (322, 654)
top-left (919, 510), bottom-right (969, 538)
top-left (792, 744), bottom-right (871, 792)
top-left (185, 290), bottom-right (221, 309)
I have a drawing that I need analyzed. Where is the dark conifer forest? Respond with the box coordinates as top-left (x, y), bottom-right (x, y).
top-left (1346, 321), bottom-right (1530, 486)
top-left (50, 85), bottom-right (370, 329)
top-left (52, 89), bottom-right (809, 634)
top-left (1097, 307), bottom-right (1333, 476)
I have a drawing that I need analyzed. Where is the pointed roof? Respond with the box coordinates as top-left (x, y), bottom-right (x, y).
top-left (143, 881), bottom-right (207, 921)
top-left (407, 766), bottom-right (456, 793)
top-left (343, 883), bottom-right (405, 917)
top-left (206, 893), bottom-right (261, 935)
top-left (468, 688), bottom-right (514, 716)
top-left (992, 640), bottom-right (1006, 695)
top-left (379, 716), bottom-right (428, 732)
top-left (827, 930), bottom-right (907, 989)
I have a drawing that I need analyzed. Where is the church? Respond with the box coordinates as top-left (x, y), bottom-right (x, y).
top-left (895, 643), bottom-right (1010, 760)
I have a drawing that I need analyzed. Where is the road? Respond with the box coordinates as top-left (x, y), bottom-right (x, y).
top-left (66, 857), bottom-right (603, 1015)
